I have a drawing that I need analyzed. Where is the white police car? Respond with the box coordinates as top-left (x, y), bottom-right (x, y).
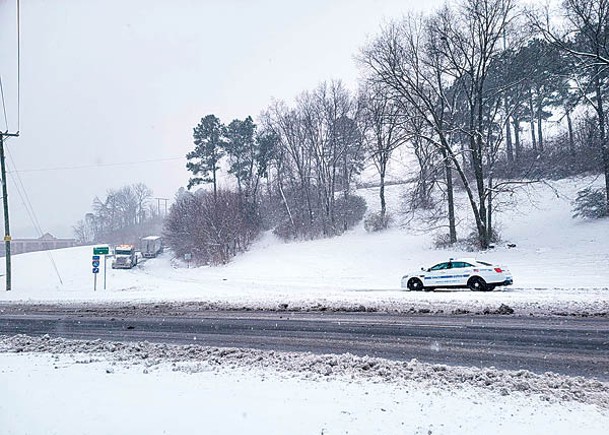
top-left (401, 258), bottom-right (513, 292)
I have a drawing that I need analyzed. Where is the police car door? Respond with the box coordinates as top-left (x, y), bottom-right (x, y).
top-left (426, 262), bottom-right (450, 287)
top-left (449, 261), bottom-right (470, 286)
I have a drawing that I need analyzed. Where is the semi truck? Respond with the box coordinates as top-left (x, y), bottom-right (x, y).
top-left (141, 236), bottom-right (163, 258)
top-left (112, 245), bottom-right (138, 269)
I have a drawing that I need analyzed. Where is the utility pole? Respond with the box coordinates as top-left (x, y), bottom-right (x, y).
top-left (0, 132), bottom-right (18, 291)
top-left (0, 0), bottom-right (22, 292)
top-left (154, 197), bottom-right (169, 217)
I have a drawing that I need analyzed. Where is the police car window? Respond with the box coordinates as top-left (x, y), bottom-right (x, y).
top-left (453, 262), bottom-right (473, 268)
top-left (430, 263), bottom-right (449, 271)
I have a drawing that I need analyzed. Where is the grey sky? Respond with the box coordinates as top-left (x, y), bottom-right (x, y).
top-left (0, 0), bottom-right (442, 238)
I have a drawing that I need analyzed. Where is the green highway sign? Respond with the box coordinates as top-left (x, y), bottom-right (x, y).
top-left (93, 246), bottom-right (110, 255)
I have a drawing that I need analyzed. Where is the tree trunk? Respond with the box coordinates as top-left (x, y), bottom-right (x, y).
top-left (278, 176), bottom-right (295, 230)
top-left (441, 148), bottom-right (457, 244)
top-left (476, 87), bottom-right (489, 250)
top-left (379, 165), bottom-right (387, 219)
top-left (505, 114), bottom-right (514, 164)
top-left (528, 94), bottom-right (537, 152)
top-left (566, 110), bottom-right (575, 155)
top-left (537, 104), bottom-right (544, 154)
top-left (594, 72), bottom-right (609, 210)
top-left (487, 165), bottom-right (493, 244)
top-left (513, 118), bottom-right (521, 161)
top-left (212, 166), bottom-right (218, 202)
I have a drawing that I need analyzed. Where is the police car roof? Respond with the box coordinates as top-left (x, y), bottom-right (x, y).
top-left (453, 257), bottom-right (481, 264)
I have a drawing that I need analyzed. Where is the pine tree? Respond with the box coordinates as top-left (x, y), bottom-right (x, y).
top-left (225, 116), bottom-right (257, 198)
top-left (186, 114), bottom-right (226, 199)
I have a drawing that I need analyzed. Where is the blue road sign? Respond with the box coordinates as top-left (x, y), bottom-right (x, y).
top-left (92, 267), bottom-right (100, 274)
top-left (92, 255), bottom-right (101, 261)
top-left (92, 260), bottom-right (100, 268)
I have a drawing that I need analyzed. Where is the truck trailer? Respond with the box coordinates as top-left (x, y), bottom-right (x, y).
top-left (141, 236), bottom-right (163, 258)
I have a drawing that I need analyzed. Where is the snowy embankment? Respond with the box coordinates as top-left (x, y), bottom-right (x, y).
top-left (1, 334), bottom-right (608, 435)
top-left (1, 177), bottom-right (608, 316)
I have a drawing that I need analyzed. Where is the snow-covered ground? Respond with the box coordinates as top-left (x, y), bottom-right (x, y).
top-left (0, 177), bottom-right (607, 316)
top-left (1, 177), bottom-right (609, 434)
top-left (1, 335), bottom-right (608, 435)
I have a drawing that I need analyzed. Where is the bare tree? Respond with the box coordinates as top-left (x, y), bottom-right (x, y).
top-left (78, 183), bottom-right (158, 244)
top-left (300, 80), bottom-right (362, 235)
top-left (359, 14), bottom-right (460, 243)
top-left (133, 182), bottom-right (153, 225)
top-left (435, 0), bottom-right (516, 247)
top-left (72, 213), bottom-right (96, 244)
top-left (359, 83), bottom-right (408, 222)
top-left (261, 100), bottom-right (317, 237)
top-left (360, 0), bottom-right (519, 249)
top-left (261, 82), bottom-right (366, 239)
top-left (165, 189), bottom-right (260, 265)
top-left (529, 0), bottom-right (609, 209)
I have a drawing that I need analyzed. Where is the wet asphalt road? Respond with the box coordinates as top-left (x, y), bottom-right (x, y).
top-left (1, 305), bottom-right (608, 380)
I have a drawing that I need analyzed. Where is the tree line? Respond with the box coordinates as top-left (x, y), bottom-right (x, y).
top-left (166, 0), bottom-right (609, 263)
top-left (73, 182), bottom-right (162, 246)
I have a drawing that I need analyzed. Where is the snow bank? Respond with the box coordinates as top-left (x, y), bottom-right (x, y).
top-left (1, 334), bottom-right (608, 435)
top-left (2, 334), bottom-right (608, 409)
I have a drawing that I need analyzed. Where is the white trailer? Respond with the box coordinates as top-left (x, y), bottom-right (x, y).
top-left (141, 236), bottom-right (162, 258)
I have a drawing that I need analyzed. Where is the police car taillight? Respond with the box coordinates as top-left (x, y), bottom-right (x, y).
top-left (494, 267), bottom-right (503, 273)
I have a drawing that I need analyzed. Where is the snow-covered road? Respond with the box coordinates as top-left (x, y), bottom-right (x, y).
top-left (2, 308), bottom-right (608, 380)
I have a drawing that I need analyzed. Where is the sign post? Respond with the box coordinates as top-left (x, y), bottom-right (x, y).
top-left (103, 255), bottom-right (108, 290)
top-left (92, 254), bottom-right (100, 291)
top-left (91, 246), bottom-right (110, 291)
top-left (92, 246), bottom-right (110, 291)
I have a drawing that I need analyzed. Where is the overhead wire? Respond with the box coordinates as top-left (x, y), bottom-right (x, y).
top-left (5, 142), bottom-right (64, 285)
top-left (16, 0), bottom-right (20, 132)
top-left (0, 0), bottom-right (20, 133)
top-left (11, 156), bottom-right (185, 174)
top-left (0, 75), bottom-right (8, 131)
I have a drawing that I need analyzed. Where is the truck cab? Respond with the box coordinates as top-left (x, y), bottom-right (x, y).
top-left (112, 245), bottom-right (138, 269)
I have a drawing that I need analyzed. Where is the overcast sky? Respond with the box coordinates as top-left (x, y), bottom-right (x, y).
top-left (0, 0), bottom-right (447, 238)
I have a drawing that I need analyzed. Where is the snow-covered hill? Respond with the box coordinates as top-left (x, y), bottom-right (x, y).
top-left (1, 177), bottom-right (607, 315)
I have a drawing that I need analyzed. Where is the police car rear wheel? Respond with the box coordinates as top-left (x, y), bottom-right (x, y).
top-left (468, 277), bottom-right (488, 292)
top-left (407, 278), bottom-right (424, 291)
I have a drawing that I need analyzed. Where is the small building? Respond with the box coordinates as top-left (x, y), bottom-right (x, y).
top-left (0, 233), bottom-right (77, 256)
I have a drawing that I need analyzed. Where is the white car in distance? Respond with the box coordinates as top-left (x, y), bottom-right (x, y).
top-left (401, 258), bottom-right (513, 292)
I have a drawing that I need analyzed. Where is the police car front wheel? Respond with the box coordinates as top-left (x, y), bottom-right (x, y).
top-left (407, 278), bottom-right (424, 291)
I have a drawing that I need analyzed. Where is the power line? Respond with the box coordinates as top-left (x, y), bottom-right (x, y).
top-left (6, 147), bottom-right (64, 285)
top-left (0, 75), bottom-right (8, 131)
top-left (11, 156), bottom-right (185, 174)
top-left (0, 0), bottom-right (20, 133)
top-left (16, 0), bottom-right (20, 132)
top-left (7, 149), bottom-right (45, 242)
